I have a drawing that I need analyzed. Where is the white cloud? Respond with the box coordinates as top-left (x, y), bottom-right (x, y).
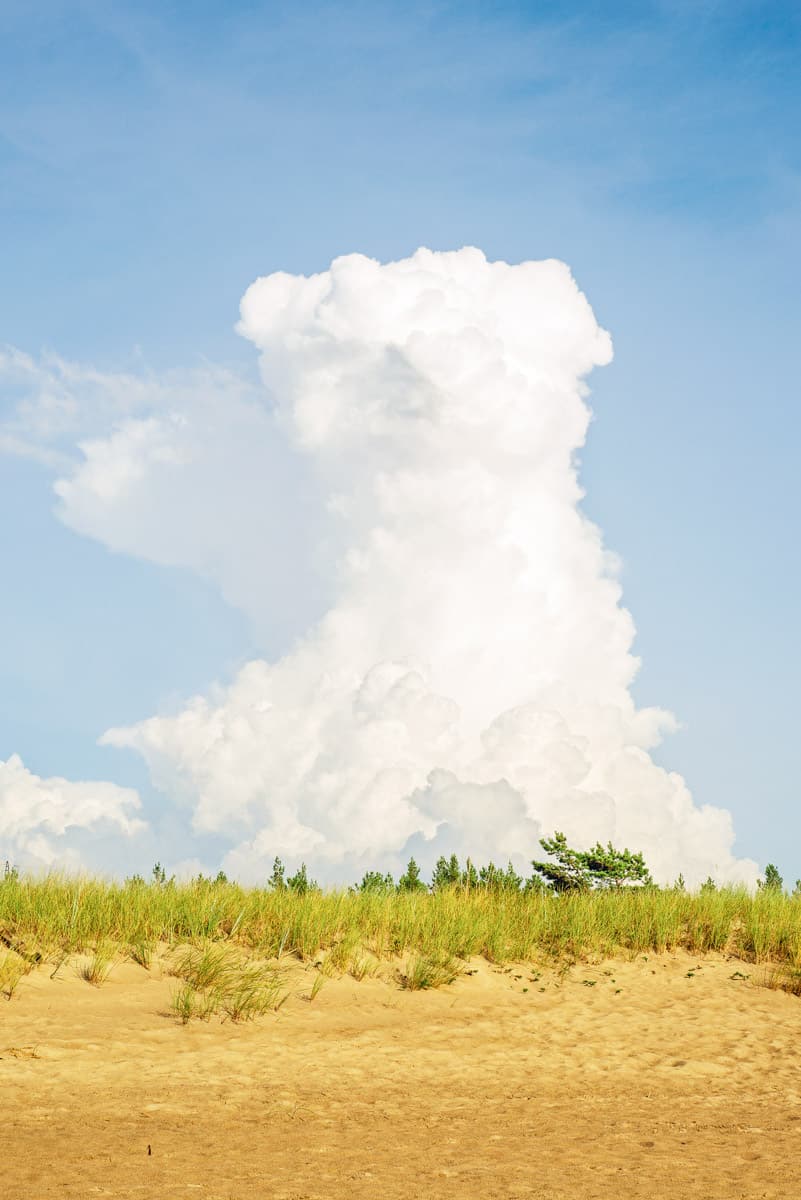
top-left (2, 249), bottom-right (758, 885)
top-left (0, 349), bottom-right (327, 647)
top-left (0, 754), bottom-right (145, 870)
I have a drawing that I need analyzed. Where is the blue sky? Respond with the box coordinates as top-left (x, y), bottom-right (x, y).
top-left (1, 1), bottom-right (799, 881)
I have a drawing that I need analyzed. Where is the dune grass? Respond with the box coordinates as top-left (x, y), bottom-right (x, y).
top-left (3, 873), bottom-right (801, 975)
top-left (0, 949), bottom-right (33, 999)
top-left (399, 953), bottom-right (462, 990)
top-left (78, 939), bottom-right (116, 986)
top-left (166, 943), bottom-right (288, 1023)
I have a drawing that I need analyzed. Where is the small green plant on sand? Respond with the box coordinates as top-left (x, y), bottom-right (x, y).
top-left (171, 983), bottom-right (199, 1024)
top-left (170, 983), bottom-right (222, 1023)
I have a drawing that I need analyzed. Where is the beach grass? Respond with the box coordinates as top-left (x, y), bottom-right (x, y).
top-left (3, 873), bottom-right (801, 971)
top-left (166, 943), bottom-right (289, 1022)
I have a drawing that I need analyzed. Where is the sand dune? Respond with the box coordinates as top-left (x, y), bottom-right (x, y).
top-left (3, 950), bottom-right (799, 1198)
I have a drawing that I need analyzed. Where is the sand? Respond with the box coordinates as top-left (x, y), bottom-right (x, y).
top-left (2, 949), bottom-right (800, 1199)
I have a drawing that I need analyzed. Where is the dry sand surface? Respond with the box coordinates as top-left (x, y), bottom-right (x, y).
top-left (3, 949), bottom-right (801, 1199)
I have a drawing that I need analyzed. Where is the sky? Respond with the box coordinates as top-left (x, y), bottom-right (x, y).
top-left (0, 0), bottom-right (799, 885)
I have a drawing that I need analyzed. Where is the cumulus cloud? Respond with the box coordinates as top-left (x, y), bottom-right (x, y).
top-left (2, 249), bottom-right (758, 885)
top-left (0, 754), bottom-right (145, 870)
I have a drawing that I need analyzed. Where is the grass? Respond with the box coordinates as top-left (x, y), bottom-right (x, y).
top-left (348, 953), bottom-right (380, 981)
top-left (170, 942), bottom-right (236, 991)
top-left (128, 936), bottom-right (155, 970)
top-left (0, 950), bottom-right (32, 1000)
top-left (5, 874), bottom-right (801, 1004)
top-left (759, 963), bottom-right (801, 998)
top-left (167, 943), bottom-right (288, 1023)
top-left (399, 953), bottom-right (462, 991)
top-left (307, 972), bottom-right (325, 1002)
top-left (78, 940), bottom-right (116, 986)
top-left (218, 964), bottom-right (288, 1021)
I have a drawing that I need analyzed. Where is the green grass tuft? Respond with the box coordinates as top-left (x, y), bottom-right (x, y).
top-left (78, 940), bottom-right (116, 986)
top-left (399, 954), bottom-right (462, 991)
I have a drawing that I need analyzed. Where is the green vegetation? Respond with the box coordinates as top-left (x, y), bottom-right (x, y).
top-left (78, 939), bottom-right (116, 986)
top-left (397, 857), bottom-right (426, 892)
top-left (167, 943), bottom-right (288, 1023)
top-left (530, 832), bottom-right (652, 892)
top-left (399, 953), bottom-right (462, 990)
top-left (2, 866), bottom-right (801, 970)
top-left (2, 836), bottom-right (801, 1015)
top-left (759, 863), bottom-right (783, 892)
top-left (0, 949), bottom-right (32, 999)
top-left (267, 857), bottom-right (318, 894)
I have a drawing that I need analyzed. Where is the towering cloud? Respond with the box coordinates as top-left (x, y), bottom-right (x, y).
top-left (1, 250), bottom-right (757, 884)
top-left (78, 246), bottom-right (749, 886)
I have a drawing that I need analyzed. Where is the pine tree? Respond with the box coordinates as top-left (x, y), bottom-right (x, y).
top-left (398, 857), bottom-right (426, 892)
top-left (529, 832), bottom-right (652, 893)
top-left (461, 857), bottom-right (479, 890)
top-left (431, 854), bottom-right (461, 890)
top-left (478, 861), bottom-right (522, 891)
top-left (287, 863), bottom-right (318, 894)
top-left (502, 860), bottom-right (523, 891)
top-left (268, 856), bottom-right (286, 890)
top-left (758, 863), bottom-right (783, 892)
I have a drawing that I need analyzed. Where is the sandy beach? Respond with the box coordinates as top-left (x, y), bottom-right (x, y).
top-left (2, 949), bottom-right (799, 1198)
